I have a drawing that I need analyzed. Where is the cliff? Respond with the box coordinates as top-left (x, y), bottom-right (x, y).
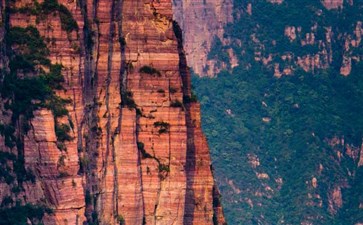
top-left (172, 0), bottom-right (234, 77)
top-left (0, 0), bottom-right (225, 224)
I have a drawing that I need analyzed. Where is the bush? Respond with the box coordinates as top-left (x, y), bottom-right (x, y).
top-left (139, 65), bottom-right (161, 76)
top-left (137, 142), bottom-right (152, 159)
top-left (169, 87), bottom-right (177, 94)
top-left (0, 152), bottom-right (16, 184)
top-left (45, 64), bottom-right (65, 90)
top-left (119, 37), bottom-right (126, 46)
top-left (7, 26), bottom-right (50, 71)
top-left (158, 164), bottom-right (170, 173)
top-left (183, 93), bottom-right (198, 103)
top-left (16, 0), bottom-right (78, 33)
top-left (157, 89), bottom-right (165, 93)
top-left (116, 215), bottom-right (125, 225)
top-left (153, 121), bottom-right (170, 134)
top-left (55, 123), bottom-right (72, 142)
top-left (57, 155), bottom-right (66, 167)
top-left (0, 202), bottom-right (53, 224)
top-left (121, 91), bottom-right (137, 109)
top-left (58, 5), bottom-right (78, 32)
top-left (45, 96), bottom-right (70, 117)
top-left (41, 0), bottom-right (59, 13)
top-left (170, 100), bottom-right (183, 108)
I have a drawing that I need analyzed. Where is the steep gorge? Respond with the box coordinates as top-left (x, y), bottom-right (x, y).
top-left (0, 0), bottom-right (225, 224)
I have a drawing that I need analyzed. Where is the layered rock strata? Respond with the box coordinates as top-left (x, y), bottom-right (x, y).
top-left (0, 0), bottom-right (225, 224)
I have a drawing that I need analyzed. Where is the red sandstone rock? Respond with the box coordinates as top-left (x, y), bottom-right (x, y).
top-left (0, 0), bottom-right (225, 224)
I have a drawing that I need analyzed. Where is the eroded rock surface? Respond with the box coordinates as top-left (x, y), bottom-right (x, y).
top-left (0, 0), bottom-right (225, 224)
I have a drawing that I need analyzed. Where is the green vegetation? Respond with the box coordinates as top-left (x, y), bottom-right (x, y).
top-left (0, 6), bottom-right (70, 225)
top-left (58, 4), bottom-right (78, 32)
top-left (158, 164), bottom-right (170, 173)
top-left (0, 152), bottom-right (16, 184)
top-left (0, 24), bottom-right (70, 225)
top-left (0, 202), bottom-right (52, 225)
top-left (194, 64), bottom-right (363, 224)
top-left (55, 124), bottom-right (72, 142)
top-left (121, 91), bottom-right (137, 109)
top-left (170, 100), bottom-right (183, 108)
top-left (2, 26), bottom-right (72, 152)
top-left (15, 0), bottom-right (78, 33)
top-left (6, 26), bottom-right (50, 71)
top-left (137, 141), bottom-right (153, 159)
top-left (153, 121), bottom-right (170, 134)
top-left (116, 215), bottom-right (125, 225)
top-left (139, 65), bottom-right (161, 76)
top-left (183, 92), bottom-right (198, 103)
top-left (169, 87), bottom-right (177, 94)
top-left (119, 36), bottom-right (126, 46)
top-left (194, 1), bottom-right (363, 224)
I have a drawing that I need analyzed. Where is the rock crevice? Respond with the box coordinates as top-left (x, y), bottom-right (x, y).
top-left (0, 0), bottom-right (224, 224)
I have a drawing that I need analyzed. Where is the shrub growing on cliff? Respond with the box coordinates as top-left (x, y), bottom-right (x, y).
top-left (58, 5), bottom-right (78, 32)
top-left (0, 152), bottom-right (16, 184)
top-left (15, 0), bottom-right (78, 33)
top-left (121, 91), bottom-right (137, 109)
top-left (183, 92), bottom-right (198, 103)
top-left (7, 26), bottom-right (50, 71)
top-left (153, 121), bottom-right (170, 134)
top-left (119, 36), bottom-right (126, 46)
top-left (170, 100), bottom-right (183, 108)
top-left (139, 65), bottom-right (161, 76)
top-left (45, 64), bottom-right (65, 90)
top-left (157, 88), bottom-right (165, 93)
top-left (55, 123), bottom-right (72, 142)
top-left (116, 215), bottom-right (125, 225)
top-left (158, 164), bottom-right (170, 173)
top-left (0, 202), bottom-right (53, 225)
top-left (137, 141), bottom-right (153, 159)
top-left (169, 87), bottom-right (177, 94)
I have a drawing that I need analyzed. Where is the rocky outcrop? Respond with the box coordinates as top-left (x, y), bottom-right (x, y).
top-left (0, 0), bottom-right (224, 224)
top-left (322, 0), bottom-right (344, 9)
top-left (172, 0), bottom-right (233, 76)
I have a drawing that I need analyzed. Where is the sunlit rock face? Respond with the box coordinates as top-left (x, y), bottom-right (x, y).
top-left (0, 0), bottom-right (225, 224)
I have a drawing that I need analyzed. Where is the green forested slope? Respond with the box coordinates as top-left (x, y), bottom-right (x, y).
top-left (192, 0), bottom-right (363, 224)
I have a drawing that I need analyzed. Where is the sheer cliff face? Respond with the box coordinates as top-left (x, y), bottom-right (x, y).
top-left (172, 0), bottom-right (234, 77)
top-left (0, 0), bottom-right (224, 224)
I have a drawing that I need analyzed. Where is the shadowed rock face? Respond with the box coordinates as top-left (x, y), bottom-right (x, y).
top-left (0, 0), bottom-right (225, 224)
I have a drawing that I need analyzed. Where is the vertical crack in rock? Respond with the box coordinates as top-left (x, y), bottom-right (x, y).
top-left (78, 0), bottom-right (100, 223)
top-left (0, 0), bottom-right (225, 224)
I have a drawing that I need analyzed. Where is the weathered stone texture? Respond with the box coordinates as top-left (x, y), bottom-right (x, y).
top-left (0, 0), bottom-right (224, 224)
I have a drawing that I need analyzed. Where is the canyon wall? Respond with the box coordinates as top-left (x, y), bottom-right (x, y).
top-left (172, 0), bottom-right (234, 76)
top-left (0, 0), bottom-right (225, 224)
